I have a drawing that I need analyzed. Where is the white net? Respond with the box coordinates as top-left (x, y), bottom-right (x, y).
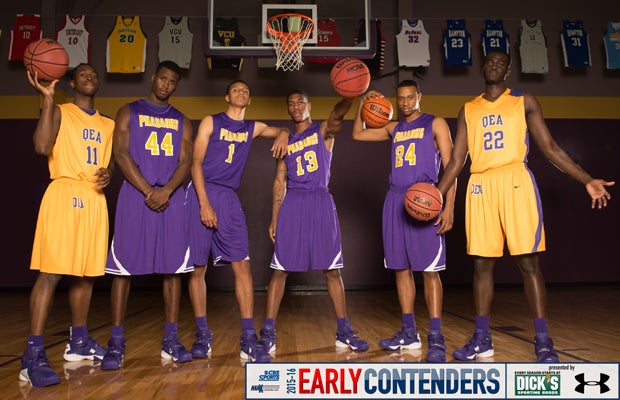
top-left (266, 14), bottom-right (314, 71)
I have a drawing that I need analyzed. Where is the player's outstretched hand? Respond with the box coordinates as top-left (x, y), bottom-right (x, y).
top-left (586, 179), bottom-right (615, 209)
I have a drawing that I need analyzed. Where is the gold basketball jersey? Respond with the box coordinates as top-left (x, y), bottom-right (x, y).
top-left (464, 89), bottom-right (529, 174)
top-left (50, 103), bottom-right (114, 180)
top-left (106, 15), bottom-right (147, 73)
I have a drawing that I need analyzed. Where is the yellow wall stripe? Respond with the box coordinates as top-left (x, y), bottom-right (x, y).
top-left (3, 95), bottom-right (619, 120)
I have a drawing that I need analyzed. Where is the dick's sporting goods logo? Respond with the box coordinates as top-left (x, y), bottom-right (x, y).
top-left (514, 373), bottom-right (560, 396)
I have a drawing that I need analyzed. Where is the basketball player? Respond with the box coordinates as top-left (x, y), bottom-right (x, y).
top-left (187, 80), bottom-right (289, 362)
top-left (20, 64), bottom-right (113, 387)
top-left (256, 91), bottom-right (369, 361)
top-left (435, 51), bottom-right (615, 362)
top-left (351, 80), bottom-right (456, 363)
top-left (101, 60), bottom-right (194, 370)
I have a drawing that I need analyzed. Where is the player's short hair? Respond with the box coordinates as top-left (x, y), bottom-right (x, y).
top-left (70, 63), bottom-right (96, 81)
top-left (286, 89), bottom-right (310, 103)
top-left (485, 50), bottom-right (511, 66)
top-left (156, 60), bottom-right (182, 78)
top-left (226, 80), bottom-right (250, 96)
top-left (397, 79), bottom-right (421, 92)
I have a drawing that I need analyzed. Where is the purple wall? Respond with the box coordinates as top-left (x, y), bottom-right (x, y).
top-left (4, 118), bottom-right (618, 288)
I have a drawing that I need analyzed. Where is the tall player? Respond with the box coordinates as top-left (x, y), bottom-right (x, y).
top-left (436, 51), bottom-right (614, 362)
top-left (20, 64), bottom-right (113, 387)
top-left (256, 90), bottom-right (369, 361)
top-left (351, 81), bottom-right (456, 362)
top-left (187, 80), bottom-right (288, 362)
top-left (101, 60), bottom-right (194, 370)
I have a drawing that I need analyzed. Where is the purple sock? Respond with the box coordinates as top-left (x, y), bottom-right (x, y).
top-left (475, 316), bottom-right (490, 333)
top-left (70, 325), bottom-right (88, 341)
top-left (27, 335), bottom-right (44, 348)
top-left (402, 313), bottom-right (416, 330)
top-left (264, 318), bottom-right (276, 329)
top-left (164, 322), bottom-right (178, 338)
top-left (534, 318), bottom-right (549, 338)
top-left (336, 318), bottom-right (350, 331)
top-left (241, 318), bottom-right (255, 333)
top-left (429, 318), bottom-right (441, 335)
top-left (111, 325), bottom-right (124, 338)
top-left (195, 316), bottom-right (208, 331)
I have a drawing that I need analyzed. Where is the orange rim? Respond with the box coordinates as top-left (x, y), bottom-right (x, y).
top-left (266, 13), bottom-right (314, 39)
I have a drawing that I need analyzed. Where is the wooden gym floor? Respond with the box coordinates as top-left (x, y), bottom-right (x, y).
top-left (1, 284), bottom-right (619, 399)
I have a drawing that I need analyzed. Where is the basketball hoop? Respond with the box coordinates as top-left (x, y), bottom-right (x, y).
top-left (266, 13), bottom-right (314, 71)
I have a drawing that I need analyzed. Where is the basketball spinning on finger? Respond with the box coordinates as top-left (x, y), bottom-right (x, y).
top-left (361, 96), bottom-right (393, 128)
top-left (404, 182), bottom-right (443, 221)
top-left (330, 58), bottom-right (370, 98)
top-left (23, 38), bottom-right (69, 81)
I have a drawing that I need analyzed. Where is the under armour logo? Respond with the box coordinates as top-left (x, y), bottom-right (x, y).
top-left (575, 373), bottom-right (610, 394)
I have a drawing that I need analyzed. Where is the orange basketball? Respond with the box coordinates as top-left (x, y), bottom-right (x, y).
top-left (23, 39), bottom-right (69, 81)
top-left (330, 58), bottom-right (370, 98)
top-left (404, 182), bottom-right (443, 221)
top-left (361, 96), bottom-right (393, 128)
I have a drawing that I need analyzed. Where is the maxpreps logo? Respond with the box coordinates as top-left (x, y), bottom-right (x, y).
top-left (250, 369), bottom-right (280, 394)
top-left (514, 373), bottom-right (560, 396)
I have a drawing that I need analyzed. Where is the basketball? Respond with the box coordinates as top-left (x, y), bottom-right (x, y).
top-left (330, 58), bottom-right (370, 98)
top-left (23, 38), bottom-right (69, 82)
top-left (361, 96), bottom-right (393, 128)
top-left (404, 182), bottom-right (443, 221)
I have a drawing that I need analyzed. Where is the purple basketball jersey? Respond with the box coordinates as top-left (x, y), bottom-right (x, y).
top-left (202, 112), bottom-right (255, 190)
top-left (390, 113), bottom-right (440, 188)
top-left (284, 122), bottom-right (331, 190)
top-left (271, 124), bottom-right (343, 271)
top-left (106, 100), bottom-right (191, 276)
top-left (383, 113), bottom-right (446, 272)
top-left (128, 100), bottom-right (185, 186)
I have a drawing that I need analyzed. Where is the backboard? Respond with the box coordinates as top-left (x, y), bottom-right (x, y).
top-left (204, 0), bottom-right (375, 59)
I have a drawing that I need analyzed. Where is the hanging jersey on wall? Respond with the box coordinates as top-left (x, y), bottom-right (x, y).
top-left (603, 21), bottom-right (620, 70)
top-left (158, 16), bottom-right (193, 69)
top-left (561, 20), bottom-right (591, 67)
top-left (443, 19), bottom-right (472, 67)
top-left (207, 17), bottom-right (245, 71)
top-left (56, 15), bottom-right (90, 68)
top-left (481, 19), bottom-right (509, 56)
top-left (9, 14), bottom-right (42, 61)
top-left (106, 16), bottom-right (147, 73)
top-left (353, 19), bottom-right (386, 71)
top-left (518, 20), bottom-right (548, 74)
top-left (396, 19), bottom-right (430, 67)
top-left (306, 19), bottom-right (341, 63)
